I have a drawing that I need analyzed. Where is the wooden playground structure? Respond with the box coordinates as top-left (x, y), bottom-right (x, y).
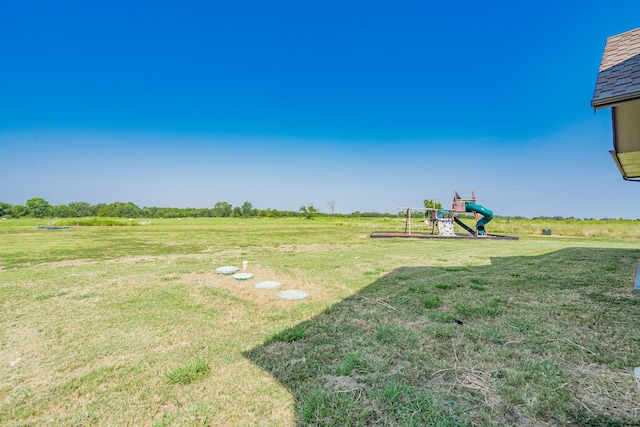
top-left (370, 190), bottom-right (518, 240)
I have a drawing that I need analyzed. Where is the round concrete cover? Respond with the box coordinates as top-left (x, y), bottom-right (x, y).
top-left (233, 272), bottom-right (254, 280)
top-left (216, 266), bottom-right (239, 275)
top-left (278, 290), bottom-right (309, 300)
top-left (255, 281), bottom-right (281, 289)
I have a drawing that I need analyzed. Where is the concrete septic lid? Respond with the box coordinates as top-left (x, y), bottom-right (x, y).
top-left (278, 290), bottom-right (309, 300)
top-left (233, 272), bottom-right (254, 280)
top-left (216, 266), bottom-right (239, 275)
top-left (255, 280), bottom-right (281, 289)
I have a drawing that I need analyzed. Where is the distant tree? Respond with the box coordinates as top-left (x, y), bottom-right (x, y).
top-left (97, 201), bottom-right (144, 217)
top-left (327, 200), bottom-right (336, 215)
top-left (11, 205), bottom-right (27, 218)
top-left (97, 205), bottom-right (116, 217)
top-left (68, 201), bottom-right (93, 217)
top-left (92, 203), bottom-right (107, 215)
top-left (0, 202), bottom-right (12, 217)
top-left (121, 202), bottom-right (144, 217)
top-left (26, 197), bottom-right (53, 218)
top-left (299, 204), bottom-right (318, 219)
top-left (212, 201), bottom-right (232, 217)
top-left (424, 199), bottom-right (443, 210)
top-left (191, 208), bottom-right (212, 218)
top-left (166, 208), bottom-right (182, 218)
top-left (52, 204), bottom-right (72, 217)
top-left (241, 201), bottom-right (255, 218)
top-left (360, 212), bottom-right (392, 218)
top-left (259, 208), bottom-right (275, 218)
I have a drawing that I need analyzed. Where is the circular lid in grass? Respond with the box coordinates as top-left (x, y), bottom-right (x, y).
top-left (233, 272), bottom-right (254, 280)
top-left (255, 280), bottom-right (281, 289)
top-left (278, 290), bottom-right (308, 300)
top-left (216, 266), bottom-right (239, 275)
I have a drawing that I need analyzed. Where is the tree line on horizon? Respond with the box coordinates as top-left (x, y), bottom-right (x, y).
top-left (1, 198), bottom-right (634, 221)
top-left (0, 198), bottom-right (393, 219)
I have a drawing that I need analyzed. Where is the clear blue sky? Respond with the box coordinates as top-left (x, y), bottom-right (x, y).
top-left (1, 1), bottom-right (639, 218)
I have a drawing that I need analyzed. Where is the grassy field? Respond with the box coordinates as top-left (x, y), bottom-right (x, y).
top-left (1, 217), bottom-right (639, 426)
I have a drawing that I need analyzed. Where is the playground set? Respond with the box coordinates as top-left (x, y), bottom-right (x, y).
top-left (370, 190), bottom-right (518, 240)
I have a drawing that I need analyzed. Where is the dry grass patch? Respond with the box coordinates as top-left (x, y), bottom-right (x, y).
top-left (182, 262), bottom-right (333, 309)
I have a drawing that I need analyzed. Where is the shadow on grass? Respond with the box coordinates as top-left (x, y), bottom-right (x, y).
top-left (244, 247), bottom-right (640, 426)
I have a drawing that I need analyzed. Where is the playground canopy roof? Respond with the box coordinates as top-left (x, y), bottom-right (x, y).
top-left (592, 27), bottom-right (640, 181)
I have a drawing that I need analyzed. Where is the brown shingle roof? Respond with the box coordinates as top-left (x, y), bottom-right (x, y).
top-left (591, 27), bottom-right (640, 109)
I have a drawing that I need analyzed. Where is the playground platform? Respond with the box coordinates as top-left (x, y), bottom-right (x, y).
top-left (369, 231), bottom-right (519, 240)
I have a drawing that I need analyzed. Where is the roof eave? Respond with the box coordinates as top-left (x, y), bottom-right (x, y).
top-left (591, 91), bottom-right (640, 110)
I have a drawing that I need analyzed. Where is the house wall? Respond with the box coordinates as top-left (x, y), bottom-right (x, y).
top-left (613, 99), bottom-right (640, 153)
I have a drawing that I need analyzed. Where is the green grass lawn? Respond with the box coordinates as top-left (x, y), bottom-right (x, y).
top-left (1, 217), bottom-right (639, 426)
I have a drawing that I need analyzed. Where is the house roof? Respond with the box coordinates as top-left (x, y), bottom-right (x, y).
top-left (591, 27), bottom-right (640, 109)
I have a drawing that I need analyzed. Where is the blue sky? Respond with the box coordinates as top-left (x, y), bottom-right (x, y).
top-left (1, 1), bottom-right (640, 218)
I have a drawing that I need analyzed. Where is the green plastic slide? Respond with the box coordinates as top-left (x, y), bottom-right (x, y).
top-left (464, 202), bottom-right (494, 235)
